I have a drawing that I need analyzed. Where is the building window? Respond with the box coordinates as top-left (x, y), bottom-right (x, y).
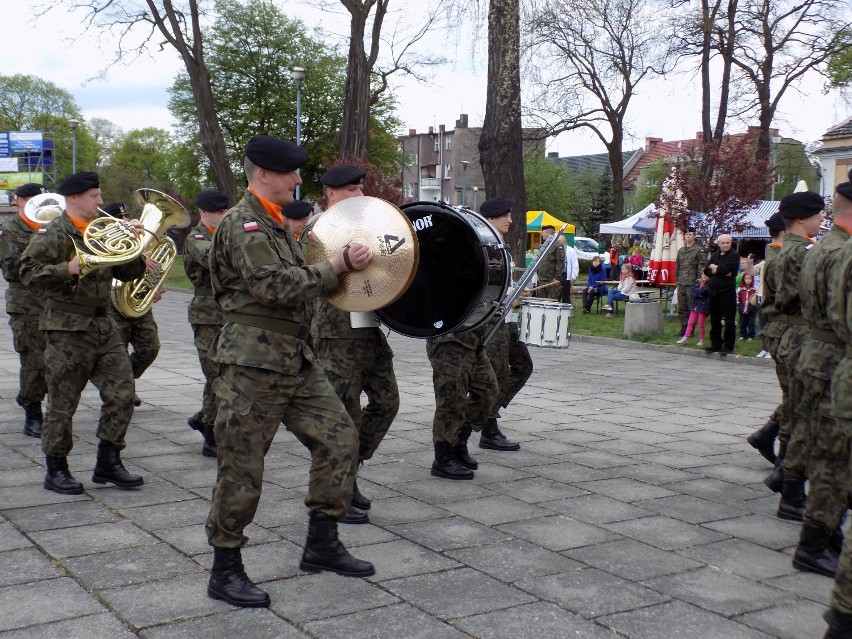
top-left (433, 138), bottom-right (439, 152)
top-left (444, 164), bottom-right (451, 179)
top-left (445, 137), bottom-right (452, 151)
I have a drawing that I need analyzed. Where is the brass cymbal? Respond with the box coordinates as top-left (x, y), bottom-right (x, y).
top-left (305, 196), bottom-right (419, 312)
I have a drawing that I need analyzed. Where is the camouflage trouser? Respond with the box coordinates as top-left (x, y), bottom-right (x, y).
top-left (777, 326), bottom-right (807, 478)
top-left (830, 361), bottom-right (852, 614)
top-left (800, 373), bottom-right (849, 532)
top-left (313, 336), bottom-right (399, 462)
top-left (426, 340), bottom-right (498, 446)
top-left (676, 283), bottom-right (694, 326)
top-left (762, 334), bottom-right (784, 430)
top-left (206, 362), bottom-right (358, 548)
top-left (9, 312), bottom-right (47, 404)
top-left (41, 328), bottom-right (135, 457)
top-left (192, 323), bottom-right (221, 425)
top-left (114, 312), bottom-right (160, 379)
top-left (485, 322), bottom-right (533, 417)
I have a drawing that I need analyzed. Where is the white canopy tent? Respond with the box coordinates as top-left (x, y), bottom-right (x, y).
top-left (599, 203), bottom-right (656, 235)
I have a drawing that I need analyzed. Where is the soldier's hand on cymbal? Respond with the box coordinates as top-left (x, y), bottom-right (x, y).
top-left (331, 243), bottom-right (372, 275)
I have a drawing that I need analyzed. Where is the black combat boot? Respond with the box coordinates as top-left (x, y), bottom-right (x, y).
top-left (188, 412), bottom-right (217, 458)
top-left (92, 441), bottom-right (144, 488)
top-left (454, 425), bottom-right (478, 470)
top-left (17, 398), bottom-right (43, 438)
top-left (824, 608), bottom-right (852, 639)
top-left (794, 521), bottom-right (840, 577)
top-left (777, 475), bottom-right (806, 521)
top-left (133, 394), bottom-right (142, 407)
top-left (747, 418), bottom-right (779, 464)
top-left (300, 512), bottom-right (375, 577)
top-left (207, 547), bottom-right (270, 608)
top-left (44, 455), bottom-right (84, 495)
top-left (431, 441), bottom-right (474, 480)
top-left (763, 441), bottom-right (787, 493)
top-left (341, 503), bottom-right (369, 524)
top-left (479, 418), bottom-right (520, 451)
top-left (352, 479), bottom-right (370, 511)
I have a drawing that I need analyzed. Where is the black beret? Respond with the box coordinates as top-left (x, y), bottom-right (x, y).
top-left (245, 135), bottom-right (307, 173)
top-left (14, 183), bottom-right (46, 198)
top-left (480, 198), bottom-right (512, 218)
top-left (320, 165), bottom-right (366, 188)
top-left (779, 191), bottom-right (824, 219)
top-left (686, 226), bottom-right (696, 233)
top-left (102, 202), bottom-right (127, 217)
top-left (836, 181), bottom-right (852, 201)
top-left (764, 211), bottom-right (785, 233)
top-left (57, 171), bottom-right (100, 196)
top-left (195, 188), bottom-right (230, 212)
top-left (282, 200), bottom-right (313, 220)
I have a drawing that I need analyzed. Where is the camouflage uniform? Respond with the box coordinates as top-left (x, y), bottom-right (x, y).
top-left (205, 190), bottom-right (358, 549)
top-left (797, 224), bottom-right (850, 533)
top-left (0, 214), bottom-right (46, 405)
top-left (760, 244), bottom-right (789, 436)
top-left (675, 242), bottom-right (707, 326)
top-left (774, 233), bottom-right (815, 480)
top-left (828, 238), bottom-right (852, 615)
top-left (111, 309), bottom-right (160, 380)
top-left (19, 214), bottom-right (145, 457)
top-left (426, 330), bottom-right (498, 445)
top-left (535, 244), bottom-right (564, 299)
top-left (485, 320), bottom-right (533, 417)
top-left (184, 223), bottom-right (224, 426)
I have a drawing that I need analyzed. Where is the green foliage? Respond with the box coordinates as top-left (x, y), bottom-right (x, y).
top-left (631, 159), bottom-right (669, 212)
top-left (826, 29), bottom-right (852, 90)
top-left (524, 153), bottom-right (602, 234)
top-left (771, 142), bottom-right (819, 200)
top-left (99, 128), bottom-right (178, 206)
top-left (588, 165), bottom-right (614, 230)
top-left (168, 0), bottom-right (403, 200)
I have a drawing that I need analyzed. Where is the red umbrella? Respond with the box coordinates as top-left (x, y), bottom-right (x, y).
top-left (648, 171), bottom-right (685, 285)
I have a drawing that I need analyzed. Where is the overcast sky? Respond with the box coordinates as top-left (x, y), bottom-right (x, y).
top-left (9, 0), bottom-right (851, 156)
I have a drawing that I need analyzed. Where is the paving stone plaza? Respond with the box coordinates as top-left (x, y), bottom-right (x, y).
top-left (0, 283), bottom-right (834, 638)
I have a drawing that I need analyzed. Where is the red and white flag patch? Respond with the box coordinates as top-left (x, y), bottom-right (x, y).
top-left (243, 221), bottom-right (259, 232)
top-left (37, 228), bottom-right (48, 234)
top-left (194, 234), bottom-right (205, 239)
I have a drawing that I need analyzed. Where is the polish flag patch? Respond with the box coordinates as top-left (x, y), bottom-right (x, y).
top-left (194, 234), bottom-right (205, 240)
top-left (243, 221), bottom-right (259, 232)
top-left (0, 230), bottom-right (3, 237)
top-left (37, 228), bottom-right (48, 234)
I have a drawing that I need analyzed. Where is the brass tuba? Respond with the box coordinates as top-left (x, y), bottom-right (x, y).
top-left (24, 192), bottom-right (65, 224)
top-left (111, 189), bottom-right (190, 318)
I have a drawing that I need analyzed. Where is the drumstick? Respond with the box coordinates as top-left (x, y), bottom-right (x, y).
top-left (526, 281), bottom-right (560, 294)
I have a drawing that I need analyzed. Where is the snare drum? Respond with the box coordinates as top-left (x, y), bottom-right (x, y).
top-left (374, 202), bottom-right (509, 338)
top-left (519, 300), bottom-right (573, 348)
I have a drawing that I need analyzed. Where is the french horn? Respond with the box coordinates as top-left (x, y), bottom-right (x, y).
top-left (111, 188), bottom-right (190, 318)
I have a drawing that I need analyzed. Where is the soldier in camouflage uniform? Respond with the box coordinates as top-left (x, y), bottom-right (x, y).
top-left (747, 213), bottom-right (786, 465)
top-left (0, 183), bottom-right (49, 437)
top-left (19, 172), bottom-right (146, 496)
top-left (789, 185), bottom-right (850, 578)
top-left (427, 328), bottom-right (498, 480)
top-left (184, 188), bottom-right (229, 458)
top-left (772, 191), bottom-right (827, 522)
top-left (823, 178), bottom-right (852, 639)
top-left (480, 198), bottom-right (531, 453)
top-left (305, 165), bottom-right (400, 523)
top-left (104, 203), bottom-right (161, 409)
top-left (204, 136), bottom-right (374, 609)
top-left (674, 227), bottom-right (707, 336)
top-left (535, 225), bottom-right (563, 299)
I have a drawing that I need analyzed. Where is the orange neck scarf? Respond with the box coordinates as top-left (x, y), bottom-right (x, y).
top-left (17, 210), bottom-right (41, 231)
top-left (66, 213), bottom-right (90, 235)
top-left (205, 225), bottom-right (216, 235)
top-left (248, 187), bottom-right (283, 225)
top-left (834, 220), bottom-right (852, 235)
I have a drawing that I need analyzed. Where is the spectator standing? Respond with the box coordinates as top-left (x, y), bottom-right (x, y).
top-left (703, 234), bottom-right (740, 354)
top-left (676, 273), bottom-right (710, 346)
top-left (674, 226), bottom-right (707, 337)
top-left (737, 272), bottom-right (758, 340)
top-left (628, 247), bottom-right (644, 280)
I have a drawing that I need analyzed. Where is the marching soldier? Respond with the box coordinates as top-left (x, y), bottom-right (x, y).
top-left (282, 199), bottom-right (312, 239)
top-left (772, 191), bottom-right (826, 521)
top-left (789, 181), bottom-right (851, 578)
top-left (0, 183), bottom-right (49, 437)
top-left (20, 171), bottom-right (146, 495)
top-left (205, 137), bottom-right (374, 609)
top-left (305, 165), bottom-right (400, 522)
top-left (674, 226), bottom-right (706, 336)
top-left (184, 188), bottom-right (229, 458)
top-left (105, 202), bottom-right (162, 408)
top-left (822, 178), bottom-right (852, 638)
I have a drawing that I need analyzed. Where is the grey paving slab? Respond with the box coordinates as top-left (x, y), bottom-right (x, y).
top-left (682, 538), bottom-right (799, 581)
top-left (304, 602), bottom-right (468, 639)
top-left (542, 493), bottom-right (653, 524)
top-left (574, 477), bottom-right (678, 502)
top-left (565, 538), bottom-right (704, 581)
top-left (764, 570), bottom-right (834, 605)
top-left (604, 515), bottom-right (730, 550)
top-left (634, 494), bottom-right (747, 524)
top-left (480, 476), bottom-right (589, 503)
top-left (64, 542), bottom-right (203, 589)
top-left (0, 522), bottom-right (32, 552)
top-left (453, 601), bottom-right (615, 638)
top-left (388, 516), bottom-right (511, 552)
top-left (2, 500), bottom-right (121, 532)
top-left (0, 577), bottom-right (105, 632)
top-left (29, 521), bottom-right (159, 559)
top-left (736, 599), bottom-right (831, 639)
top-left (0, 613), bottom-right (137, 639)
top-left (497, 515), bottom-right (620, 551)
top-left (438, 495), bottom-right (551, 525)
top-left (0, 548), bottom-right (64, 586)
top-left (265, 573), bottom-right (398, 623)
top-left (139, 609), bottom-right (308, 639)
top-left (702, 514), bottom-right (801, 550)
top-left (446, 539), bottom-right (582, 583)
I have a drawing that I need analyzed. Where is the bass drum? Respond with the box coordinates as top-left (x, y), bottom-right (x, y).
top-left (374, 202), bottom-right (509, 338)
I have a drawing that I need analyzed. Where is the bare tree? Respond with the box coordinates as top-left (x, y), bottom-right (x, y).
top-left (727, 0), bottom-right (852, 160)
top-left (87, 117), bottom-right (122, 168)
top-left (479, 0), bottom-right (528, 262)
top-left (526, 0), bottom-right (671, 222)
top-left (337, 0), bottom-right (445, 160)
top-left (42, 0), bottom-right (237, 200)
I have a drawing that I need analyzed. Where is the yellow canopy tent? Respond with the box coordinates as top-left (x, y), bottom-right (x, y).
top-left (526, 211), bottom-right (575, 251)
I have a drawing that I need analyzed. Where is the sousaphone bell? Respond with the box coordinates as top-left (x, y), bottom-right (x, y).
top-left (305, 196), bottom-right (419, 312)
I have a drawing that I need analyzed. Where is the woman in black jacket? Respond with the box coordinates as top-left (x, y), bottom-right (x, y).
top-left (703, 234), bottom-right (740, 353)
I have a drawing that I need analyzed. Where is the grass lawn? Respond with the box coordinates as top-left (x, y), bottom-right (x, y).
top-left (165, 255), bottom-right (192, 290)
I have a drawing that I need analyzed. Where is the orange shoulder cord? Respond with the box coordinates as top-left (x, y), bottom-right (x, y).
top-left (834, 220), bottom-right (852, 236)
top-left (247, 187), bottom-right (284, 225)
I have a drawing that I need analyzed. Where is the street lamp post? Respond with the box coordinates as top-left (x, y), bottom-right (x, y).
top-left (460, 160), bottom-right (469, 207)
top-left (770, 135), bottom-right (781, 201)
top-left (472, 186), bottom-right (478, 211)
top-left (69, 119), bottom-right (80, 174)
top-left (290, 67), bottom-right (307, 199)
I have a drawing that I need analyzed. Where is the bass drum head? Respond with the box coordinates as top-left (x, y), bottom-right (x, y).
top-left (374, 202), bottom-right (506, 338)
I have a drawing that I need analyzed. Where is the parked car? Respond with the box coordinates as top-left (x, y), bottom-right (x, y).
top-left (573, 236), bottom-right (608, 262)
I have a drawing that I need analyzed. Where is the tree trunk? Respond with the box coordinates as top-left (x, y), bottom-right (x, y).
top-left (479, 0), bottom-right (527, 264)
top-left (606, 138), bottom-right (624, 222)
